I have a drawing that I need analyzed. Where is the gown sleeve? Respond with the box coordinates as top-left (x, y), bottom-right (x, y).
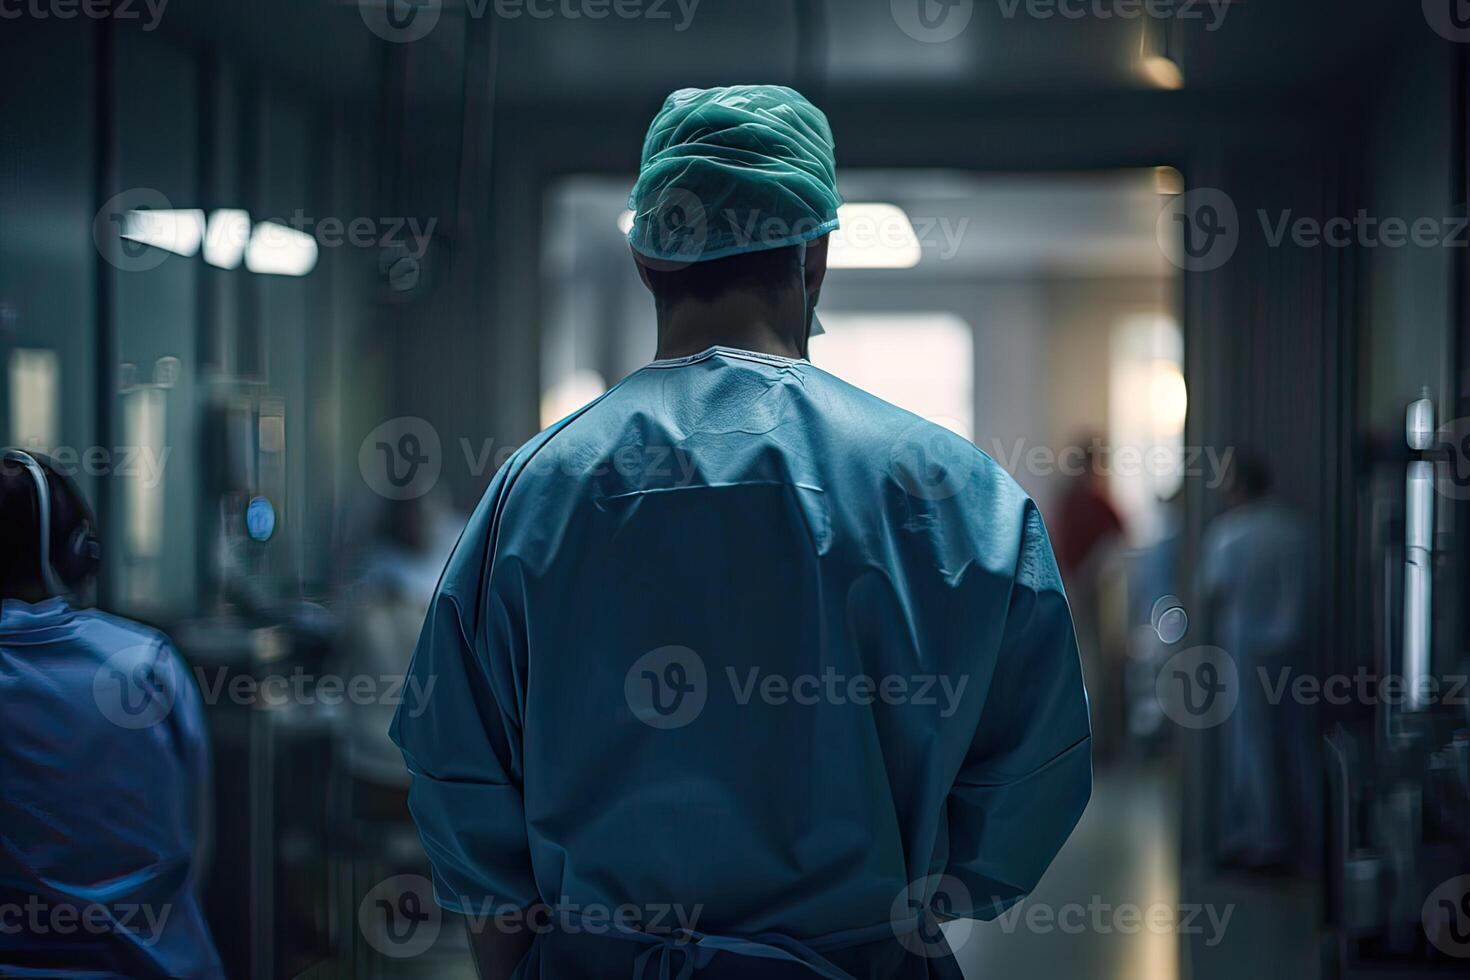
top-left (389, 456), bottom-right (537, 914)
top-left (944, 499), bottom-right (1093, 918)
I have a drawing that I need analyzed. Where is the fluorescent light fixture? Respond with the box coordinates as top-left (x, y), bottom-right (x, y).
top-left (829, 203), bottom-right (922, 270)
top-left (203, 209), bottom-right (251, 269)
top-left (617, 209), bottom-right (635, 235)
top-left (1141, 55), bottom-right (1184, 91)
top-left (245, 221), bottom-right (318, 276)
top-left (120, 208), bottom-right (205, 257)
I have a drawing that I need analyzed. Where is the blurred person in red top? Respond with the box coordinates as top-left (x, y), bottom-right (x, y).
top-left (1052, 438), bottom-right (1128, 763)
top-left (1054, 440), bottom-right (1126, 577)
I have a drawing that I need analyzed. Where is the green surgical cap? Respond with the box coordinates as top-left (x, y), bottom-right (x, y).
top-left (628, 84), bottom-right (842, 264)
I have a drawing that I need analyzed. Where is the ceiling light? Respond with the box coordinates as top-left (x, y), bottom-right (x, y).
top-left (245, 221), bottom-right (319, 276)
top-left (120, 208), bottom-right (205, 257)
top-left (1141, 55), bottom-right (1184, 90)
top-left (203, 209), bottom-right (251, 269)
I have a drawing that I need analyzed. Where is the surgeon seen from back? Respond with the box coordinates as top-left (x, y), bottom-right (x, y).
top-left (391, 85), bottom-right (1093, 979)
top-left (0, 451), bottom-right (222, 978)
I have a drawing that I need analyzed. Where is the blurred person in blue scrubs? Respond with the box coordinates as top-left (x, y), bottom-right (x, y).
top-left (1200, 451), bottom-right (1313, 873)
top-left (0, 451), bottom-right (222, 978)
top-left (393, 85), bottom-right (1092, 979)
top-left (336, 495), bottom-right (462, 810)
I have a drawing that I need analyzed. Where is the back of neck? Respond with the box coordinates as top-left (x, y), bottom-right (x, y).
top-left (655, 293), bottom-right (807, 361)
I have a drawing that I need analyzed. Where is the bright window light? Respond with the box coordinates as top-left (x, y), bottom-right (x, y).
top-left (810, 312), bottom-right (973, 437)
top-left (540, 369), bottom-right (608, 430)
top-left (245, 221), bottom-right (319, 276)
top-left (120, 208), bottom-right (205, 257)
top-left (617, 209), bottom-right (635, 235)
top-left (8, 348), bottom-right (59, 451)
top-left (203, 209), bottom-right (251, 269)
top-left (1148, 361), bottom-right (1188, 434)
top-left (829, 203), bottom-right (922, 270)
top-left (1109, 314), bottom-right (1185, 544)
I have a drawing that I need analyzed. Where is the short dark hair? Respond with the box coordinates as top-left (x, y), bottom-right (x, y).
top-left (0, 454), bottom-right (97, 597)
top-left (1230, 450), bottom-right (1273, 499)
top-left (641, 244), bottom-right (801, 307)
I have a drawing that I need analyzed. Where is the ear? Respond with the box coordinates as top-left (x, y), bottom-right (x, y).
top-left (804, 233), bottom-right (830, 295)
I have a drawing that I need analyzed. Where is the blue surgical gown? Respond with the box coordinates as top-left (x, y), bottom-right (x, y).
top-left (391, 347), bottom-right (1092, 978)
top-left (0, 598), bottom-right (222, 979)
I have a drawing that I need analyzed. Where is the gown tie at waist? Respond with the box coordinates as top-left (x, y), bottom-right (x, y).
top-left (600, 915), bottom-right (923, 980)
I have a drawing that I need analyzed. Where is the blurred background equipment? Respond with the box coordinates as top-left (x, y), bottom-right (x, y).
top-left (2, 0), bottom-right (1469, 977)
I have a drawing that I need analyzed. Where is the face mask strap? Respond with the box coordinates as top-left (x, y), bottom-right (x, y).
top-left (797, 241), bottom-right (821, 340)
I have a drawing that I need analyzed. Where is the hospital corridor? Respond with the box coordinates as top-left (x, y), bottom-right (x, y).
top-left (2, 2), bottom-right (1470, 979)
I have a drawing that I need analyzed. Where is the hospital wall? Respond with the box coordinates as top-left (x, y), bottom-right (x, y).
top-left (0, 19), bottom-right (390, 621)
